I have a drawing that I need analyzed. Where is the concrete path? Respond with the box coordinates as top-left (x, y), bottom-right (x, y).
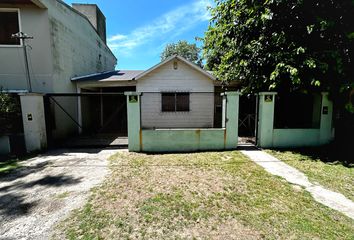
top-left (0, 148), bottom-right (121, 240)
top-left (241, 150), bottom-right (354, 220)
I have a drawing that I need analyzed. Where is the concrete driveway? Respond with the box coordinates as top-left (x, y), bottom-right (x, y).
top-left (0, 148), bottom-right (120, 240)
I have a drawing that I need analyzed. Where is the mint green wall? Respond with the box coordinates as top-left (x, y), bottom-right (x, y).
top-left (141, 129), bottom-right (226, 152)
top-left (319, 92), bottom-right (333, 144)
top-left (126, 91), bottom-right (239, 152)
top-left (224, 92), bottom-right (240, 149)
top-left (257, 92), bottom-right (277, 148)
top-left (273, 129), bottom-right (320, 147)
top-left (125, 92), bottom-right (142, 152)
top-left (257, 92), bottom-right (334, 148)
top-left (312, 93), bottom-right (322, 128)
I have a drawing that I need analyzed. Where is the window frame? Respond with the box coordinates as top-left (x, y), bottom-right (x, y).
top-left (161, 92), bottom-right (190, 112)
top-left (0, 8), bottom-right (22, 47)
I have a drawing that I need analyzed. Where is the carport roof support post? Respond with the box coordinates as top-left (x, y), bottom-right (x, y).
top-left (125, 92), bottom-right (142, 152)
top-left (19, 93), bottom-right (47, 152)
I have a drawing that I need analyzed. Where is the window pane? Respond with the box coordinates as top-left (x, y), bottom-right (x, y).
top-left (0, 12), bottom-right (20, 45)
top-left (176, 93), bottom-right (189, 111)
top-left (161, 93), bottom-right (175, 112)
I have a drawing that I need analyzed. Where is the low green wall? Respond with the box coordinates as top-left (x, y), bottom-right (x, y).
top-left (140, 128), bottom-right (228, 152)
top-left (273, 129), bottom-right (320, 148)
top-left (257, 92), bottom-right (334, 148)
top-left (126, 91), bottom-right (240, 153)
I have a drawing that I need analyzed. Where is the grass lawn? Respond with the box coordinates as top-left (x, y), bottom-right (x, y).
top-left (0, 158), bottom-right (22, 175)
top-left (266, 149), bottom-right (354, 202)
top-left (0, 153), bottom-right (36, 176)
top-left (57, 151), bottom-right (354, 239)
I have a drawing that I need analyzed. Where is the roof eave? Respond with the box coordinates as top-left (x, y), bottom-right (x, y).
top-left (134, 55), bottom-right (216, 81)
top-left (71, 70), bottom-right (117, 81)
top-left (31, 0), bottom-right (47, 8)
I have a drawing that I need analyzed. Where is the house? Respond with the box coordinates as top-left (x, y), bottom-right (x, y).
top-left (72, 55), bottom-right (230, 139)
top-left (73, 54), bottom-right (335, 151)
top-left (0, 0), bottom-right (117, 145)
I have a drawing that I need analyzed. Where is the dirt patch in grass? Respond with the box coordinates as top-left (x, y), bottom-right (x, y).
top-left (267, 149), bottom-right (354, 202)
top-left (57, 151), bottom-right (354, 239)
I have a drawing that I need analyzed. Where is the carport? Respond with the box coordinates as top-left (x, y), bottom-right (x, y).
top-left (45, 70), bottom-right (142, 148)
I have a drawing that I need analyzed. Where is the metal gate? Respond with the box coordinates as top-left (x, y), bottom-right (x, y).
top-left (44, 91), bottom-right (129, 148)
top-left (238, 94), bottom-right (258, 145)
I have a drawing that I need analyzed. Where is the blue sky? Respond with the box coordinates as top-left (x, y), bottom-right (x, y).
top-left (64, 0), bottom-right (213, 70)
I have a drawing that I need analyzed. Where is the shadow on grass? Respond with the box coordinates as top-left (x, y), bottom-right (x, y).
top-left (271, 142), bottom-right (353, 167)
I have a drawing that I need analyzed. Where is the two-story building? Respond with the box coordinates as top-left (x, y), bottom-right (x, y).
top-left (0, 0), bottom-right (117, 143)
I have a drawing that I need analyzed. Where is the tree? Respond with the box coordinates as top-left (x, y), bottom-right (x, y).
top-left (161, 40), bottom-right (203, 67)
top-left (0, 90), bottom-right (22, 134)
top-left (0, 91), bottom-right (20, 114)
top-left (203, 0), bottom-right (354, 111)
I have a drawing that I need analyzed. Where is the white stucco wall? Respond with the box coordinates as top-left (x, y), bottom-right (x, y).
top-left (44, 0), bottom-right (116, 93)
top-left (0, 1), bottom-right (117, 93)
top-left (136, 59), bottom-right (215, 128)
top-left (44, 0), bottom-right (117, 139)
top-left (20, 94), bottom-right (47, 152)
top-left (0, 4), bottom-right (53, 92)
top-left (0, 1), bottom-right (117, 140)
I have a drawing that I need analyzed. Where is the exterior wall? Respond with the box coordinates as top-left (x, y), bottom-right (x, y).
top-left (141, 129), bottom-right (226, 152)
top-left (257, 92), bottom-right (276, 147)
top-left (0, 4), bottom-right (53, 92)
top-left (125, 92), bottom-right (141, 152)
top-left (0, 1), bottom-right (117, 140)
top-left (257, 92), bottom-right (334, 148)
top-left (137, 59), bottom-right (215, 128)
top-left (0, 1), bottom-right (116, 94)
top-left (20, 93), bottom-right (47, 152)
top-left (312, 93), bottom-right (322, 127)
top-left (273, 129), bottom-right (320, 147)
top-left (71, 4), bottom-right (106, 43)
top-left (126, 91), bottom-right (239, 153)
top-left (43, 0), bottom-right (116, 139)
top-left (319, 92), bottom-right (333, 144)
top-left (43, 1), bottom-right (117, 139)
top-left (44, 0), bottom-right (116, 93)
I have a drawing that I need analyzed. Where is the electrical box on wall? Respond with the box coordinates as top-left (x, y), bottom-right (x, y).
top-left (27, 113), bottom-right (33, 121)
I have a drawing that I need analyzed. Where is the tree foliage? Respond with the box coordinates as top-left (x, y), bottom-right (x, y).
top-left (203, 0), bottom-right (354, 110)
top-left (161, 40), bottom-right (203, 66)
top-left (0, 91), bottom-right (22, 134)
top-left (0, 92), bottom-right (20, 114)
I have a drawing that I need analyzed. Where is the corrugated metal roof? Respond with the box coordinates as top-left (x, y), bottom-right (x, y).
top-left (71, 70), bottom-right (143, 82)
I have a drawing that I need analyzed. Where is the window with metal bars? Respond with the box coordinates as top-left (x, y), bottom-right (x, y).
top-left (161, 92), bottom-right (190, 112)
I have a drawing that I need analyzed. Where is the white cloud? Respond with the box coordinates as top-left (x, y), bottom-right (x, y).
top-left (107, 34), bottom-right (127, 42)
top-left (107, 0), bottom-right (213, 54)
